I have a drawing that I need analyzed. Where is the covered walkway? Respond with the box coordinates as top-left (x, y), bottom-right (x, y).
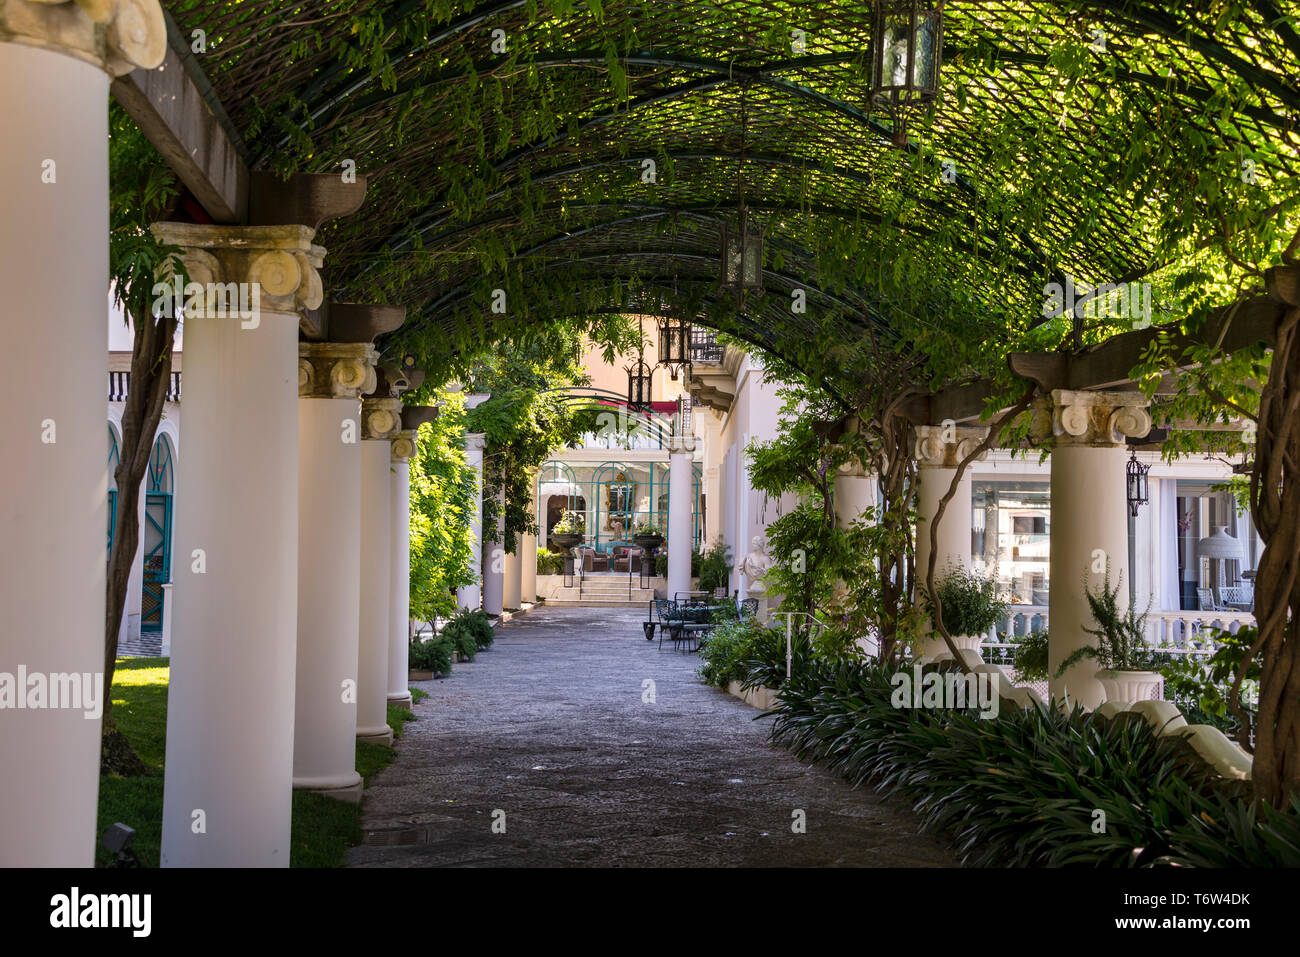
top-left (350, 606), bottom-right (955, 867)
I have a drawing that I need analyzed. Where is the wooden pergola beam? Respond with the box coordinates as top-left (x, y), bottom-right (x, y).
top-left (913, 285), bottom-right (1287, 425)
top-left (111, 13), bottom-right (250, 224)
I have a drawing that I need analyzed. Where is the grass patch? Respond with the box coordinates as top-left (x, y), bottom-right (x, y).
top-left (96, 660), bottom-right (424, 866)
top-left (411, 687), bottom-right (429, 704)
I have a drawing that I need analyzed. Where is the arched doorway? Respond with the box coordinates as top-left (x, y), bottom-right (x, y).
top-left (141, 434), bottom-right (175, 633)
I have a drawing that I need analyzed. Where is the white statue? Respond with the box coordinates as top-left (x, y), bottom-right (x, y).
top-left (739, 535), bottom-right (773, 592)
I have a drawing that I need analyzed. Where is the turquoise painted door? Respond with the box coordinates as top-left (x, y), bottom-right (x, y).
top-left (141, 437), bottom-right (174, 633)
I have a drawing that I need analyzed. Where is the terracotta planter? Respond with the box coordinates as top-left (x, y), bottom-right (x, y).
top-left (1095, 669), bottom-right (1163, 703)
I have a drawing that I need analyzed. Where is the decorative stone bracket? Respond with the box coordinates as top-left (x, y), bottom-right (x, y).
top-left (913, 424), bottom-right (989, 469)
top-left (1, 0), bottom-right (166, 76)
top-left (465, 432), bottom-right (487, 453)
top-left (1029, 389), bottom-right (1152, 448)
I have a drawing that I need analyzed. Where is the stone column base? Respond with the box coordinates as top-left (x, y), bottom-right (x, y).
top-left (386, 691), bottom-right (413, 710)
top-left (357, 726), bottom-right (394, 747)
top-left (293, 773), bottom-right (364, 804)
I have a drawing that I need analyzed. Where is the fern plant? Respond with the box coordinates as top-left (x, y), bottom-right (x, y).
top-left (1056, 569), bottom-right (1153, 675)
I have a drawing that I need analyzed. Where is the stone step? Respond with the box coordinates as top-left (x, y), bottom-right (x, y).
top-left (543, 598), bottom-right (654, 608)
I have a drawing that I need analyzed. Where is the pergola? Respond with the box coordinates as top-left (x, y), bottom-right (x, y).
top-left (3, 0), bottom-right (1298, 867)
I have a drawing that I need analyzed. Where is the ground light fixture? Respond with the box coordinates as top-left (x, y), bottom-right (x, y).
top-left (101, 822), bottom-right (140, 868)
top-left (869, 1), bottom-right (945, 146)
top-left (1126, 448), bottom-right (1150, 516)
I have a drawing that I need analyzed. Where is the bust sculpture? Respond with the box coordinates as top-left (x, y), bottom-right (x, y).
top-left (739, 535), bottom-right (773, 592)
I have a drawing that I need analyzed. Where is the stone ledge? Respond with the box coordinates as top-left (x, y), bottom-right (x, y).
top-left (725, 680), bottom-right (780, 711)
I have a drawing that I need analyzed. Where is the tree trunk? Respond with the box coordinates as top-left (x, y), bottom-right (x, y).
top-left (103, 304), bottom-right (176, 775)
top-left (1248, 306), bottom-right (1300, 807)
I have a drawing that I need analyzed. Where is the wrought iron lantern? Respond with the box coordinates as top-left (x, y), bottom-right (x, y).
top-left (720, 203), bottom-right (763, 294)
top-left (869, 1), bottom-right (945, 146)
top-left (1126, 449), bottom-right (1150, 517)
top-left (658, 312), bottom-right (692, 381)
top-left (625, 357), bottom-right (653, 411)
top-left (626, 313), bottom-right (654, 410)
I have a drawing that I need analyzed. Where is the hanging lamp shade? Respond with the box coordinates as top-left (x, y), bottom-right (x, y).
top-left (869, 1), bottom-right (944, 145)
top-left (1197, 526), bottom-right (1243, 560)
top-left (1125, 450), bottom-right (1150, 517)
top-left (658, 313), bottom-right (692, 380)
top-left (720, 207), bottom-right (763, 292)
top-left (625, 358), bottom-right (653, 410)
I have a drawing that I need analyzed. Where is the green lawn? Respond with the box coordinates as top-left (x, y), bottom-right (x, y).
top-left (97, 657), bottom-right (418, 867)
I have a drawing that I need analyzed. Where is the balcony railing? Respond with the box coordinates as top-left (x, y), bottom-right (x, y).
top-left (689, 329), bottom-right (723, 363)
top-left (977, 604), bottom-right (1255, 648)
top-left (109, 371), bottom-right (182, 402)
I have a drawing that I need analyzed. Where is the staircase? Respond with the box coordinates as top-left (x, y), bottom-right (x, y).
top-left (544, 573), bottom-right (660, 608)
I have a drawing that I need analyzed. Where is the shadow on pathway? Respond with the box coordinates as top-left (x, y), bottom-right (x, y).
top-left (347, 605), bottom-right (957, 867)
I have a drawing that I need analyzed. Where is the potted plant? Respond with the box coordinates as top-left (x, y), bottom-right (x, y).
top-left (928, 564), bottom-right (1007, 654)
top-left (698, 538), bottom-right (732, 596)
top-left (1011, 629), bottom-right (1050, 682)
top-left (632, 520), bottom-right (664, 550)
top-left (1055, 570), bottom-right (1160, 702)
top-left (409, 632), bottom-right (453, 679)
top-left (550, 509), bottom-right (585, 550)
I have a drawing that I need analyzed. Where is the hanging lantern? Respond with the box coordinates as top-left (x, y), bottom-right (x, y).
top-left (869, 1), bottom-right (944, 146)
top-left (658, 313), bottom-right (692, 381)
top-left (720, 204), bottom-right (763, 293)
top-left (625, 358), bottom-right (653, 411)
top-left (1125, 449), bottom-right (1150, 517)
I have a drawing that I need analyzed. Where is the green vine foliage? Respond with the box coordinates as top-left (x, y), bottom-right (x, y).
top-left (408, 390), bottom-right (479, 622)
top-left (453, 324), bottom-right (600, 549)
top-left (109, 104), bottom-right (184, 331)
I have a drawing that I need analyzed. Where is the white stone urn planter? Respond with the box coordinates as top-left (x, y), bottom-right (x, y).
top-left (950, 634), bottom-right (984, 653)
top-left (1095, 669), bottom-right (1163, 703)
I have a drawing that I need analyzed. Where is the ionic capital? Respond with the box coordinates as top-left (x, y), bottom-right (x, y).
top-left (668, 435), bottom-right (697, 455)
top-left (1029, 389), bottom-right (1152, 448)
top-left (391, 430), bottom-right (417, 463)
top-left (464, 432), bottom-right (487, 453)
top-left (0, 0), bottom-right (165, 76)
top-left (361, 397), bottom-right (401, 441)
top-left (913, 425), bottom-right (989, 469)
top-left (149, 223), bottom-right (325, 322)
top-left (298, 342), bottom-right (377, 399)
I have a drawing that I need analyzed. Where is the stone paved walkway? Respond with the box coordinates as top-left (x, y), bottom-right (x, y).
top-left (348, 605), bottom-right (957, 867)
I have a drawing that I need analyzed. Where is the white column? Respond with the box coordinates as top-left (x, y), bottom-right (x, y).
top-left (833, 466), bottom-right (876, 529)
top-left (520, 529), bottom-right (537, 604)
top-left (387, 430), bottom-right (415, 710)
top-left (504, 533), bottom-right (522, 610)
top-left (1033, 391), bottom-right (1152, 709)
top-left (156, 223), bottom-right (324, 866)
top-left (914, 425), bottom-right (987, 659)
top-left (0, 2), bottom-right (165, 865)
top-left (292, 343), bottom-right (374, 803)
top-left (357, 398), bottom-right (399, 746)
top-left (667, 436), bottom-right (697, 600)
top-left (456, 433), bottom-right (486, 611)
top-left (482, 487), bottom-right (505, 616)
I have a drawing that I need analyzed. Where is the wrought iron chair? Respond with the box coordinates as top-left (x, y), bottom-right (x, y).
top-left (656, 599), bottom-right (684, 650)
